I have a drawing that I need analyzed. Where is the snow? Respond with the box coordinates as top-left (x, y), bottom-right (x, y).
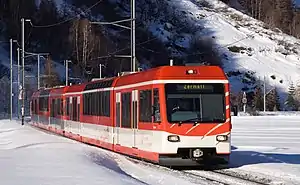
top-left (0, 120), bottom-right (145, 185)
top-left (229, 116), bottom-right (300, 184)
top-left (0, 119), bottom-right (212, 185)
top-left (1, 116), bottom-right (300, 185)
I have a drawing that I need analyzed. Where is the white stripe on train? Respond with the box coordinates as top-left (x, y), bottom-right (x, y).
top-left (64, 79), bottom-right (229, 95)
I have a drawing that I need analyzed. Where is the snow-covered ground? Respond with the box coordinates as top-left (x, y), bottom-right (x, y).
top-left (0, 120), bottom-right (209, 185)
top-left (1, 116), bottom-right (300, 185)
top-left (229, 116), bottom-right (300, 184)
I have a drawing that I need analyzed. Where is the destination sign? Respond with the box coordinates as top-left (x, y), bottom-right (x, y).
top-left (178, 84), bottom-right (214, 90)
top-left (166, 83), bottom-right (224, 94)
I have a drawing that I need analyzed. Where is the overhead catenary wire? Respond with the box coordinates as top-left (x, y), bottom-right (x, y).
top-left (26, 2), bottom-right (266, 75)
top-left (91, 21), bottom-right (266, 62)
top-left (30, 0), bottom-right (104, 28)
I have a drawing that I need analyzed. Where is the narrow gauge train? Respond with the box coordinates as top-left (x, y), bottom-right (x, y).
top-left (30, 65), bottom-right (232, 166)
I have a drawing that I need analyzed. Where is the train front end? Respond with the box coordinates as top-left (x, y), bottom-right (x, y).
top-left (157, 67), bottom-right (231, 167)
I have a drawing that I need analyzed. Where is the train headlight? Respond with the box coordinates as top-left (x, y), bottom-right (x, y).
top-left (216, 135), bottom-right (228, 142)
top-left (186, 69), bottom-right (197, 74)
top-left (193, 149), bottom-right (203, 158)
top-left (167, 135), bottom-right (180, 142)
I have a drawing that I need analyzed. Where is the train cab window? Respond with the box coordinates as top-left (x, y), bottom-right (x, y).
top-left (165, 83), bottom-right (226, 123)
top-left (153, 88), bottom-right (161, 123)
top-left (139, 90), bottom-right (152, 122)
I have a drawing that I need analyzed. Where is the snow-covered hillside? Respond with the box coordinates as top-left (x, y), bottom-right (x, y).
top-left (131, 0), bottom-right (300, 104)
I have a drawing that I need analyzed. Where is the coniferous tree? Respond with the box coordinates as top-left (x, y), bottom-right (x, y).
top-left (274, 88), bottom-right (281, 111)
top-left (252, 84), bottom-right (264, 111)
top-left (285, 82), bottom-right (297, 110)
top-left (32, 0), bottom-right (63, 56)
top-left (266, 88), bottom-right (281, 111)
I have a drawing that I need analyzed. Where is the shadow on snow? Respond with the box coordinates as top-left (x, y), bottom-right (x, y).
top-left (229, 145), bottom-right (300, 167)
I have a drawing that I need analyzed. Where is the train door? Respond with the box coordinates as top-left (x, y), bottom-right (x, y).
top-left (115, 92), bottom-right (121, 145)
top-left (77, 96), bottom-right (80, 133)
top-left (61, 97), bottom-right (66, 131)
top-left (132, 90), bottom-right (138, 148)
top-left (70, 96), bottom-right (80, 134)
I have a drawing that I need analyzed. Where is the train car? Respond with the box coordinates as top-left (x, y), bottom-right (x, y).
top-left (30, 65), bottom-right (231, 167)
top-left (48, 86), bottom-right (68, 135)
top-left (31, 88), bottom-right (51, 130)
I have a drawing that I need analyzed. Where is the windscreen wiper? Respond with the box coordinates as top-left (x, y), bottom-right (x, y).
top-left (179, 117), bottom-right (203, 126)
top-left (179, 117), bottom-right (225, 125)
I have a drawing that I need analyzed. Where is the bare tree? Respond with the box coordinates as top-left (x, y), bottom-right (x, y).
top-left (43, 56), bottom-right (60, 88)
top-left (69, 18), bottom-right (98, 78)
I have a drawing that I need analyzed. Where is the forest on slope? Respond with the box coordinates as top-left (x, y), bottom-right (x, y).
top-left (0, 0), bottom-right (221, 83)
top-left (222, 0), bottom-right (300, 38)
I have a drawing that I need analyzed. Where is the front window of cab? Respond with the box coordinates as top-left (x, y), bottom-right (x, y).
top-left (165, 83), bottom-right (226, 123)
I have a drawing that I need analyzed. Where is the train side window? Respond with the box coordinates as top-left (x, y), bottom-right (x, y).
top-left (58, 99), bottom-right (60, 116)
top-left (34, 99), bottom-right (37, 114)
top-left (139, 90), bottom-right (152, 123)
top-left (116, 102), bottom-right (120, 127)
top-left (60, 98), bottom-right (63, 115)
top-left (39, 97), bottom-right (49, 112)
top-left (56, 99), bottom-right (59, 116)
top-left (51, 99), bottom-right (55, 117)
top-left (72, 97), bottom-right (78, 121)
top-left (58, 99), bottom-right (62, 115)
top-left (121, 92), bottom-right (131, 128)
top-left (31, 100), bottom-right (33, 113)
top-left (100, 91), bottom-right (103, 116)
top-left (66, 97), bottom-right (70, 116)
top-left (153, 88), bottom-right (161, 123)
top-left (88, 93), bottom-right (92, 115)
top-left (94, 92), bottom-right (97, 116)
top-left (91, 92), bottom-right (95, 115)
top-left (97, 91), bottom-right (101, 116)
top-left (83, 94), bottom-right (86, 115)
top-left (104, 91), bottom-right (110, 117)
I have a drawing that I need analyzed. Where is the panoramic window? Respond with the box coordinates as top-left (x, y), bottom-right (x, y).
top-left (165, 83), bottom-right (225, 123)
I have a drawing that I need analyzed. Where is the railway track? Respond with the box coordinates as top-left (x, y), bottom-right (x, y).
top-left (183, 170), bottom-right (268, 185)
top-left (126, 157), bottom-right (270, 185)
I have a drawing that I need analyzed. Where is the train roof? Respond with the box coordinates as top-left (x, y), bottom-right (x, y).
top-left (31, 65), bottom-right (228, 98)
top-left (114, 65), bottom-right (227, 87)
top-left (65, 83), bottom-right (85, 94)
top-left (83, 77), bottom-right (117, 91)
top-left (49, 86), bottom-right (68, 97)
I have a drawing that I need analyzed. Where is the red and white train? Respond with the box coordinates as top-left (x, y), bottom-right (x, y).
top-left (30, 65), bottom-right (232, 166)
